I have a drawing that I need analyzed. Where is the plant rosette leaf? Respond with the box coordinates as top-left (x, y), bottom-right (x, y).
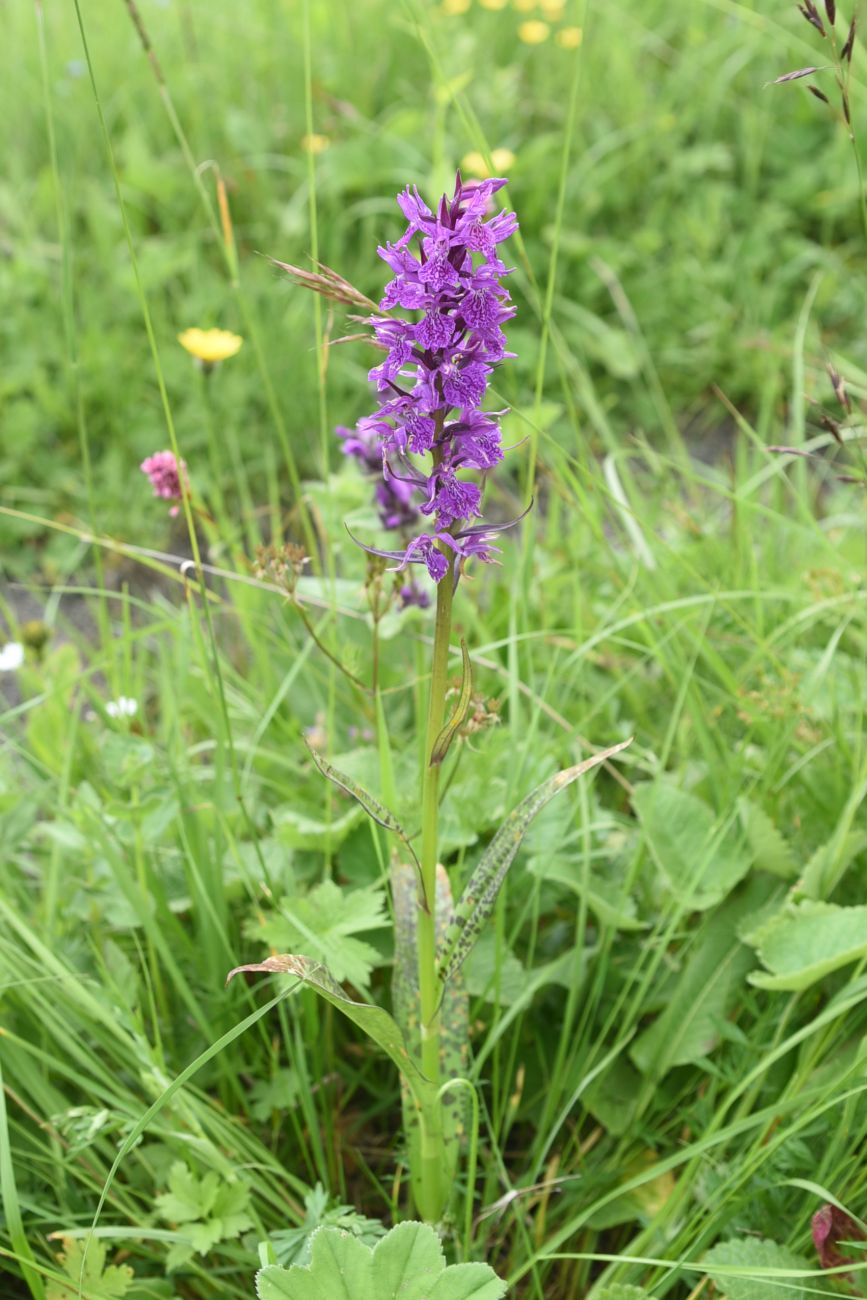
top-left (256, 1221), bottom-right (507, 1299)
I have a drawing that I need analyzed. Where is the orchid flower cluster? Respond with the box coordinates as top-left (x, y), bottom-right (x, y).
top-left (345, 172), bottom-right (520, 585)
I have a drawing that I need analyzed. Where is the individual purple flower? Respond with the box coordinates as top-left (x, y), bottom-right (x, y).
top-left (343, 171), bottom-right (523, 586)
top-left (140, 450), bottom-right (188, 515)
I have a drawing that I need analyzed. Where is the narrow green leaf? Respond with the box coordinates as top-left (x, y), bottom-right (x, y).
top-left (438, 740), bottom-right (631, 984)
top-left (305, 740), bottom-right (422, 877)
top-left (430, 639), bottom-right (473, 767)
top-left (227, 954), bottom-right (437, 1117)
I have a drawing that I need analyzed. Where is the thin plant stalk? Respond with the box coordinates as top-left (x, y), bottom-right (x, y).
top-left (414, 550), bottom-right (455, 1220)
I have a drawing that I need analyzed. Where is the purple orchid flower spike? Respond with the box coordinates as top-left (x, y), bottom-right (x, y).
top-left (342, 170), bottom-right (527, 590)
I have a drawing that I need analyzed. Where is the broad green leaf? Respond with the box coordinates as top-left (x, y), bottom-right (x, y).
top-left (431, 639), bottom-right (473, 766)
top-left (439, 741), bottom-right (632, 983)
top-left (392, 862), bottom-right (468, 1210)
top-left (306, 741), bottom-right (421, 873)
top-left (245, 880), bottom-right (389, 992)
top-left (583, 1055), bottom-right (642, 1136)
top-left (528, 852), bottom-right (644, 931)
top-left (463, 931), bottom-right (526, 1005)
top-left (256, 1222), bottom-right (507, 1300)
top-left (227, 954), bottom-right (438, 1121)
top-left (746, 900), bottom-right (867, 991)
top-left (274, 802), bottom-right (362, 851)
top-left (630, 878), bottom-right (772, 1076)
top-left (47, 1237), bottom-right (133, 1300)
top-left (737, 798), bottom-right (797, 878)
top-left (702, 1237), bottom-right (810, 1299)
top-left (633, 780), bottom-right (751, 911)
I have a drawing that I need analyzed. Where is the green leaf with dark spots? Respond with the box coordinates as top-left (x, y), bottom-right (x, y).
top-left (392, 861), bottom-right (469, 1209)
top-left (305, 739), bottom-right (422, 877)
top-left (438, 740), bottom-right (631, 985)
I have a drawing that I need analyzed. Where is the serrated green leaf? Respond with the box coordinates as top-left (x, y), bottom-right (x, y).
top-left (737, 798), bottom-right (797, 878)
top-left (245, 880), bottom-right (389, 992)
top-left (431, 639), bottom-right (473, 766)
top-left (438, 741), bottom-right (631, 984)
top-left (633, 780), bottom-right (751, 910)
top-left (702, 1237), bottom-right (810, 1299)
top-left (47, 1238), bottom-right (134, 1300)
top-left (746, 900), bottom-right (867, 991)
top-left (256, 1223), bottom-right (507, 1300)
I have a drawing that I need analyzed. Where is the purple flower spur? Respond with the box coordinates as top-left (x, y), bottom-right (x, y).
top-left (345, 171), bottom-right (525, 586)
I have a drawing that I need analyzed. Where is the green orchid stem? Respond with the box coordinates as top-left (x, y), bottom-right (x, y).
top-left (414, 552), bottom-right (455, 1221)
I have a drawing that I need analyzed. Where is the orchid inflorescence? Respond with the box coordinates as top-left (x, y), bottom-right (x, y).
top-left (344, 171), bottom-right (525, 586)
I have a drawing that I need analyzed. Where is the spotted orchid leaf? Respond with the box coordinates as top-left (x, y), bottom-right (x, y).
top-left (392, 861), bottom-right (469, 1209)
top-left (438, 741), bottom-right (632, 985)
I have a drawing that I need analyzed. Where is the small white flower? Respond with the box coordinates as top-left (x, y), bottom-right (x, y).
top-left (0, 642), bottom-right (24, 672)
top-left (106, 696), bottom-right (138, 719)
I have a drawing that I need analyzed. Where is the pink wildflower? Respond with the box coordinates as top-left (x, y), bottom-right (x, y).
top-left (140, 451), bottom-right (188, 514)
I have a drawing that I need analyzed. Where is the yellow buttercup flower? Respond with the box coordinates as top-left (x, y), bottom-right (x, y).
top-left (479, 0), bottom-right (508, 8)
top-left (556, 24), bottom-right (583, 48)
top-left (442, 0), bottom-right (471, 12)
top-left (300, 133), bottom-right (330, 154)
top-left (513, 0), bottom-right (537, 11)
top-left (178, 328), bottom-right (243, 366)
top-left (461, 147), bottom-right (516, 179)
top-left (540, 0), bottom-right (565, 15)
top-left (518, 18), bottom-right (550, 42)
